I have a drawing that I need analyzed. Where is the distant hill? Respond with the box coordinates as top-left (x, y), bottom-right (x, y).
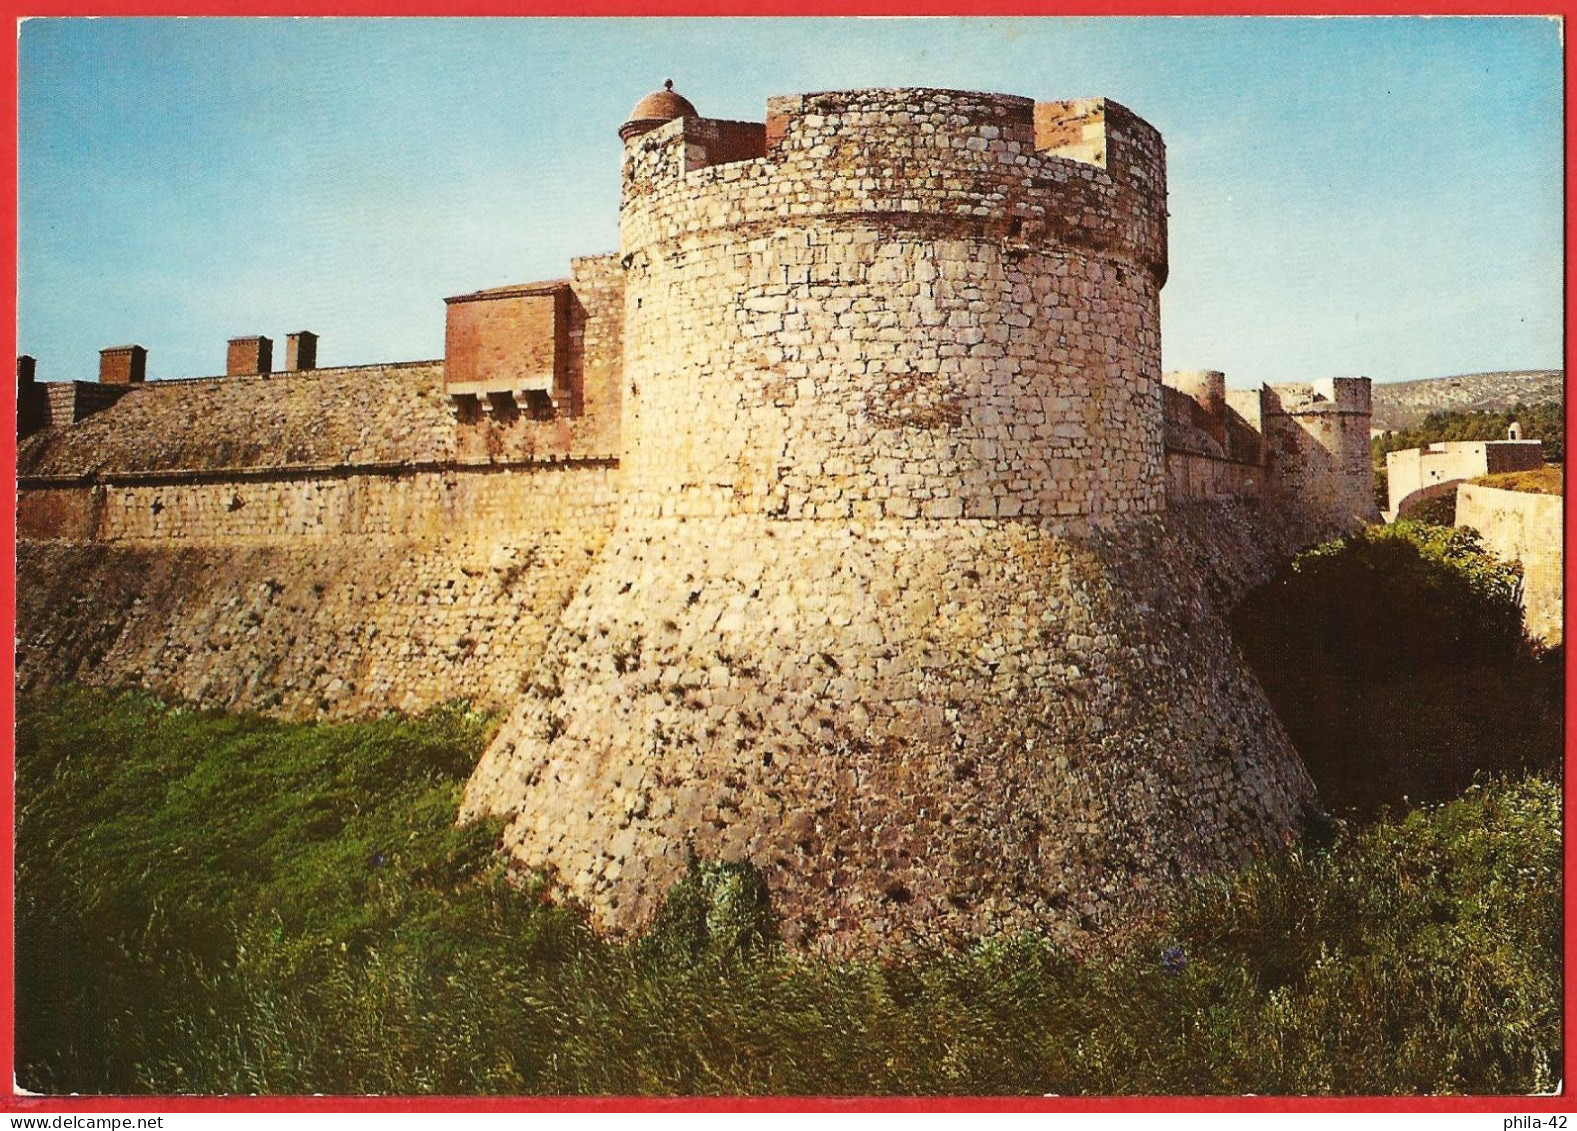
top-left (1370, 370), bottom-right (1564, 431)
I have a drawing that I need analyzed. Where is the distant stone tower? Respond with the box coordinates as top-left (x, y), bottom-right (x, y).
top-left (1167, 369), bottom-right (1228, 448)
top-left (1260, 377), bottom-right (1381, 532)
top-left (463, 86), bottom-right (1315, 954)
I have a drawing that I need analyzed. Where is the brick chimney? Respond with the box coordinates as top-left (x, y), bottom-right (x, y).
top-left (227, 336), bottom-right (273, 376)
top-left (17, 354), bottom-right (43, 439)
top-left (285, 331), bottom-right (318, 372)
top-left (99, 345), bottom-right (147, 385)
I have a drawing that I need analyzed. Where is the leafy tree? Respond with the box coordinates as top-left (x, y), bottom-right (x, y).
top-left (1373, 401), bottom-right (1565, 467)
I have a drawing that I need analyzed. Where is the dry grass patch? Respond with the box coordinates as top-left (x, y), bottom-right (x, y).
top-left (1470, 464), bottom-right (1563, 495)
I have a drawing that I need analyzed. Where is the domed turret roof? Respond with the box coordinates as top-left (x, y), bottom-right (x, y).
top-left (619, 79), bottom-right (698, 141)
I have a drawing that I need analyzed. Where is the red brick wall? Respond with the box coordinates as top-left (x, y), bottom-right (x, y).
top-left (227, 337), bottom-right (272, 377)
top-left (688, 120), bottom-right (766, 170)
top-left (449, 263), bottom-right (623, 463)
top-left (99, 346), bottom-right (146, 385)
top-left (444, 287), bottom-right (566, 392)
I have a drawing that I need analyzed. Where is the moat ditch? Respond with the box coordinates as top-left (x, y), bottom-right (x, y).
top-left (12, 520), bottom-right (1563, 1095)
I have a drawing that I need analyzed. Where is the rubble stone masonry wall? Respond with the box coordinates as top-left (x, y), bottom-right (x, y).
top-left (16, 461), bottom-right (619, 717)
top-left (462, 508), bottom-right (1316, 955)
top-left (16, 510), bottom-right (613, 718)
top-left (1165, 449), bottom-right (1263, 501)
top-left (1161, 382), bottom-right (1264, 502)
top-left (19, 462), bottom-right (615, 544)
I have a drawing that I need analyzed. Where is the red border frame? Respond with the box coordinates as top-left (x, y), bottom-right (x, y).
top-left (0, 4), bottom-right (1568, 1113)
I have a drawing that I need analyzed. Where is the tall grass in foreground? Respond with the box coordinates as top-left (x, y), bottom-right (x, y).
top-left (16, 686), bottom-right (1562, 1096)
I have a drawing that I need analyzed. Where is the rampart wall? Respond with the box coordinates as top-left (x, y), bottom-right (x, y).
top-left (1386, 439), bottom-right (1545, 518)
top-left (16, 463), bottom-right (620, 717)
top-left (1161, 377), bottom-right (1265, 502)
top-left (20, 462), bottom-right (615, 544)
top-left (1165, 449), bottom-right (1263, 500)
top-left (1456, 483), bottom-right (1564, 645)
top-left (17, 359), bottom-right (621, 717)
top-left (16, 510), bottom-right (613, 718)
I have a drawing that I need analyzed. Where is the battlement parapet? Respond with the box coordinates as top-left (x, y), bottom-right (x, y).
top-left (1263, 376), bottom-right (1372, 417)
top-left (615, 85), bottom-right (1169, 529)
top-left (1164, 370), bottom-right (1228, 449)
top-left (1161, 372), bottom-right (1376, 529)
top-left (131, 358), bottom-right (441, 386)
top-left (620, 88), bottom-right (1166, 284)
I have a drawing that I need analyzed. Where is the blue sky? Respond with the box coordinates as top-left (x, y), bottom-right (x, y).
top-left (17, 17), bottom-right (1564, 386)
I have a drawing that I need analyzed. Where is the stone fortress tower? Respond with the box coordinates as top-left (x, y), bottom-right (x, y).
top-left (17, 81), bottom-right (1381, 955)
top-left (461, 85), bottom-right (1324, 953)
top-left (612, 85), bottom-right (1167, 528)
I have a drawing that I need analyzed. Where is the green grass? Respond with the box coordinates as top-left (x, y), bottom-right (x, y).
top-left (15, 686), bottom-right (1562, 1095)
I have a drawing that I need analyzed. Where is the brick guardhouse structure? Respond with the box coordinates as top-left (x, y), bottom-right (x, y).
top-left (17, 85), bottom-right (1380, 955)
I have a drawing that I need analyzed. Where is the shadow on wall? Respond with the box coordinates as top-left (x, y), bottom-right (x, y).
top-left (1391, 481), bottom-right (1459, 524)
top-left (1231, 522), bottom-right (1562, 816)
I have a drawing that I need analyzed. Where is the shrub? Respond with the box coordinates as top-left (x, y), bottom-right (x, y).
top-left (639, 858), bottom-right (777, 967)
top-left (1231, 522), bottom-right (1562, 812)
top-left (1406, 491), bottom-right (1457, 526)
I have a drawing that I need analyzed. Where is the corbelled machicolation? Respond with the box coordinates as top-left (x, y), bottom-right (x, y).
top-left (17, 84), bottom-right (1381, 954)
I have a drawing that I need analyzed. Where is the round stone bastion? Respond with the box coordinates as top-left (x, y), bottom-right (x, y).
top-left (461, 88), bottom-right (1316, 955)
